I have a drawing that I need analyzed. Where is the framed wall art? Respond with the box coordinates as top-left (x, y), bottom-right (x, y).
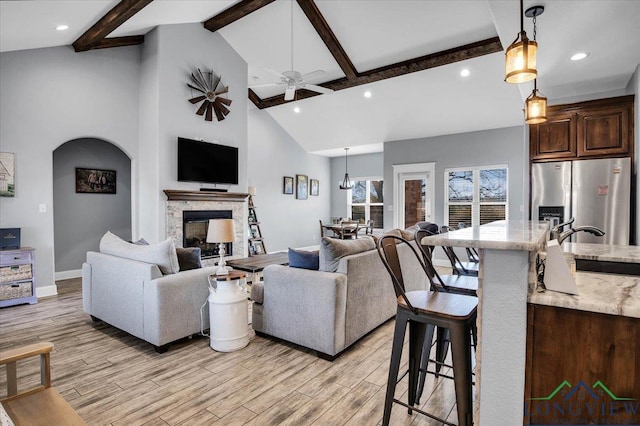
top-left (76, 168), bottom-right (116, 194)
top-left (0, 152), bottom-right (15, 197)
top-left (310, 179), bottom-right (319, 196)
top-left (296, 174), bottom-right (308, 200)
top-left (283, 176), bottom-right (294, 194)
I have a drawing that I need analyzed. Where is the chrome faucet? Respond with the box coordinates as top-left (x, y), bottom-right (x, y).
top-left (549, 217), bottom-right (605, 245)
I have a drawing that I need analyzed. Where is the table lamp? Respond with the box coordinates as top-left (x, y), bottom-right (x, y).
top-left (206, 219), bottom-right (235, 275)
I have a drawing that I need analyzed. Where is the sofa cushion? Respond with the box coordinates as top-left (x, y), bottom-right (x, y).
top-left (176, 247), bottom-right (202, 271)
top-left (319, 236), bottom-right (376, 272)
top-left (99, 231), bottom-right (180, 275)
top-left (288, 248), bottom-right (320, 270)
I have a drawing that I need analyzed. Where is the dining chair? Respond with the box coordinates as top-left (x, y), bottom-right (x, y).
top-left (377, 235), bottom-right (476, 426)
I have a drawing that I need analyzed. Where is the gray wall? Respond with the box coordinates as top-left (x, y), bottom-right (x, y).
top-left (383, 126), bottom-right (527, 230)
top-left (248, 108), bottom-right (330, 250)
top-left (330, 152), bottom-right (384, 221)
top-left (53, 138), bottom-right (131, 272)
top-left (0, 45), bottom-right (141, 293)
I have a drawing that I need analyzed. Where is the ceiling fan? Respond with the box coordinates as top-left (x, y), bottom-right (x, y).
top-left (249, 1), bottom-right (334, 101)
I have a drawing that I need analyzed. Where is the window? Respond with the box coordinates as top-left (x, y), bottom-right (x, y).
top-left (348, 179), bottom-right (383, 228)
top-left (445, 166), bottom-right (507, 228)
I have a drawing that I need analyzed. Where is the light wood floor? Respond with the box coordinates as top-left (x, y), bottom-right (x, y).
top-left (0, 277), bottom-right (467, 425)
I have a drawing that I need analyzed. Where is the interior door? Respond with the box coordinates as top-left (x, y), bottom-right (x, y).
top-left (398, 172), bottom-right (432, 229)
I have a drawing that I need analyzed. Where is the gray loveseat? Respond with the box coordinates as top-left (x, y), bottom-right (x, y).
top-left (251, 234), bottom-right (427, 359)
top-left (82, 232), bottom-right (218, 352)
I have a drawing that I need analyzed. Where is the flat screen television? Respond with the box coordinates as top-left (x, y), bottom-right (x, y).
top-left (177, 137), bottom-right (238, 185)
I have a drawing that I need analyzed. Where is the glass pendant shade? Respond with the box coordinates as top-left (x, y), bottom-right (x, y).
top-left (525, 88), bottom-right (547, 124)
top-left (505, 33), bottom-right (537, 83)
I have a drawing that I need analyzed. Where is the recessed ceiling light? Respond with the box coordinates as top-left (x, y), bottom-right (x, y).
top-left (293, 106), bottom-right (301, 114)
top-left (56, 25), bottom-right (69, 31)
top-left (570, 52), bottom-right (589, 61)
top-left (460, 69), bottom-right (470, 77)
top-left (363, 91), bottom-right (372, 98)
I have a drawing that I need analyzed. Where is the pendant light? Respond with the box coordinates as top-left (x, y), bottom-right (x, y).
top-left (339, 148), bottom-right (353, 190)
top-left (505, 0), bottom-right (538, 83)
top-left (524, 6), bottom-right (547, 124)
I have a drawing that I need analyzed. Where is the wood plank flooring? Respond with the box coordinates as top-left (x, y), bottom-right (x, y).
top-left (0, 277), bottom-right (468, 425)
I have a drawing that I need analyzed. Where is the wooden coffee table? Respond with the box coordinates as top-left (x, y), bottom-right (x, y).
top-left (226, 252), bottom-right (289, 282)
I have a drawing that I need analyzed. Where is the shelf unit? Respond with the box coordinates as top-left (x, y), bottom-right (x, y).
top-left (1, 247), bottom-right (37, 307)
top-left (248, 196), bottom-right (266, 256)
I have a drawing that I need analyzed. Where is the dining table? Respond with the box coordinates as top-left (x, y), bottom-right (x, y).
top-left (322, 223), bottom-right (361, 239)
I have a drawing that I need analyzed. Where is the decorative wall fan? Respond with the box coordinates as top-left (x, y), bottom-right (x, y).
top-left (187, 69), bottom-right (232, 121)
top-left (248, 1), bottom-right (334, 101)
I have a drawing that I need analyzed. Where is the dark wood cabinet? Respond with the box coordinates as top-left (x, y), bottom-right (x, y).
top-left (530, 111), bottom-right (576, 160)
top-left (524, 304), bottom-right (640, 425)
top-left (530, 95), bottom-right (634, 161)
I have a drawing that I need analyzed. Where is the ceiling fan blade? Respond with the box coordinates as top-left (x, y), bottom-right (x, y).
top-left (216, 97), bottom-right (232, 106)
top-left (284, 86), bottom-right (296, 101)
top-left (205, 102), bottom-right (213, 121)
top-left (264, 68), bottom-right (286, 79)
top-left (304, 84), bottom-right (334, 95)
top-left (213, 104), bottom-right (225, 121)
top-left (301, 70), bottom-right (326, 82)
top-left (214, 98), bottom-right (230, 116)
top-left (189, 95), bottom-right (207, 104)
top-left (248, 83), bottom-right (285, 89)
top-left (196, 100), bottom-right (208, 116)
top-left (187, 83), bottom-right (206, 95)
top-left (214, 86), bottom-right (228, 96)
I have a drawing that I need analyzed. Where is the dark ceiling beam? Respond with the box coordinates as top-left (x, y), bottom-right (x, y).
top-left (80, 36), bottom-right (146, 51)
top-left (296, 0), bottom-right (358, 80)
top-left (73, 0), bottom-right (154, 52)
top-left (252, 37), bottom-right (503, 109)
top-left (204, 0), bottom-right (276, 33)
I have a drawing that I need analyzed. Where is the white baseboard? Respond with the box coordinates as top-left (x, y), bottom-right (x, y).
top-left (36, 285), bottom-right (58, 298)
top-left (55, 269), bottom-right (82, 280)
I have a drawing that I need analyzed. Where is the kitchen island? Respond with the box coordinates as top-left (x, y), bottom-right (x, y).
top-left (423, 221), bottom-right (548, 425)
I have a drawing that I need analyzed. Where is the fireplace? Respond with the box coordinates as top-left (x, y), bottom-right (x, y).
top-left (183, 210), bottom-right (232, 259)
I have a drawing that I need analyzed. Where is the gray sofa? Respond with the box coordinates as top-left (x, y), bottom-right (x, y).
top-left (251, 235), bottom-right (427, 359)
top-left (82, 233), bottom-right (218, 352)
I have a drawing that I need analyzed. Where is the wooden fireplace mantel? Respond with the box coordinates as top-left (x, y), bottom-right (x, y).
top-left (163, 190), bottom-right (249, 202)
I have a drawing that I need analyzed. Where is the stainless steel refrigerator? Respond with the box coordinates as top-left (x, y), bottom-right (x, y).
top-left (531, 157), bottom-right (631, 245)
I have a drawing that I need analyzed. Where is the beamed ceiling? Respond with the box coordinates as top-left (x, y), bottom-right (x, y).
top-left (68, 0), bottom-right (501, 110)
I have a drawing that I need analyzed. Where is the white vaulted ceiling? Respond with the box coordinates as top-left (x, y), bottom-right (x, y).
top-left (1, 0), bottom-right (639, 156)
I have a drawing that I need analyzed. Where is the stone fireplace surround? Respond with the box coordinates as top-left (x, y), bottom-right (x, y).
top-left (164, 190), bottom-right (249, 267)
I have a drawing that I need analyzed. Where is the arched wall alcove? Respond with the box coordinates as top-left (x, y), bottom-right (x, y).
top-left (53, 138), bottom-right (132, 275)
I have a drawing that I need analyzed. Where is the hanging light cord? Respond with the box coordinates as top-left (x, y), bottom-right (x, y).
top-left (532, 13), bottom-right (537, 41)
top-left (519, 0), bottom-right (524, 34)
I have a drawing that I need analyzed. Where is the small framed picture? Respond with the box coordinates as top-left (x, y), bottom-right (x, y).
top-left (296, 174), bottom-right (308, 200)
top-left (0, 152), bottom-right (15, 197)
top-left (76, 168), bottom-right (116, 194)
top-left (253, 241), bottom-right (265, 255)
top-left (310, 179), bottom-right (319, 196)
top-left (283, 176), bottom-right (294, 194)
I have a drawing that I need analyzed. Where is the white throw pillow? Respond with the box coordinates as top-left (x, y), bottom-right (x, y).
top-left (319, 236), bottom-right (376, 272)
top-left (99, 231), bottom-right (180, 275)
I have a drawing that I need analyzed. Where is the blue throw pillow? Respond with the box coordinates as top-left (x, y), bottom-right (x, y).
top-left (288, 248), bottom-right (320, 270)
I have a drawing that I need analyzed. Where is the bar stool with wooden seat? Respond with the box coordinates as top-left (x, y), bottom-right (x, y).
top-left (377, 235), bottom-right (477, 426)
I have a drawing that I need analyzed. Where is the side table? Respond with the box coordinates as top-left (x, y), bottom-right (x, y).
top-left (1, 247), bottom-right (37, 308)
top-left (208, 271), bottom-right (249, 352)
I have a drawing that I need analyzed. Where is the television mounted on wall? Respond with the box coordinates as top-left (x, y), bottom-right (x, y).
top-left (177, 137), bottom-right (238, 185)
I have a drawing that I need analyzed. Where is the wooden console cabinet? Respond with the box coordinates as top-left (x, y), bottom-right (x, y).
top-left (0, 247), bottom-right (37, 307)
top-left (524, 304), bottom-right (640, 425)
top-left (530, 95), bottom-right (634, 161)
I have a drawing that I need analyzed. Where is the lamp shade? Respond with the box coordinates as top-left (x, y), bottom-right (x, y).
top-left (505, 35), bottom-right (537, 84)
top-left (248, 186), bottom-right (257, 196)
top-left (206, 219), bottom-right (236, 243)
top-left (525, 88), bottom-right (547, 125)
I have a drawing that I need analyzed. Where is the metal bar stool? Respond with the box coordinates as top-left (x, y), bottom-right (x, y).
top-left (440, 226), bottom-right (479, 276)
top-left (414, 228), bottom-right (479, 402)
top-left (377, 235), bottom-right (477, 426)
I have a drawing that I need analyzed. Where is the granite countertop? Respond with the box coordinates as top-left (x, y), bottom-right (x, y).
top-left (562, 242), bottom-right (640, 264)
top-left (528, 271), bottom-right (640, 318)
top-left (422, 220), bottom-right (548, 252)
